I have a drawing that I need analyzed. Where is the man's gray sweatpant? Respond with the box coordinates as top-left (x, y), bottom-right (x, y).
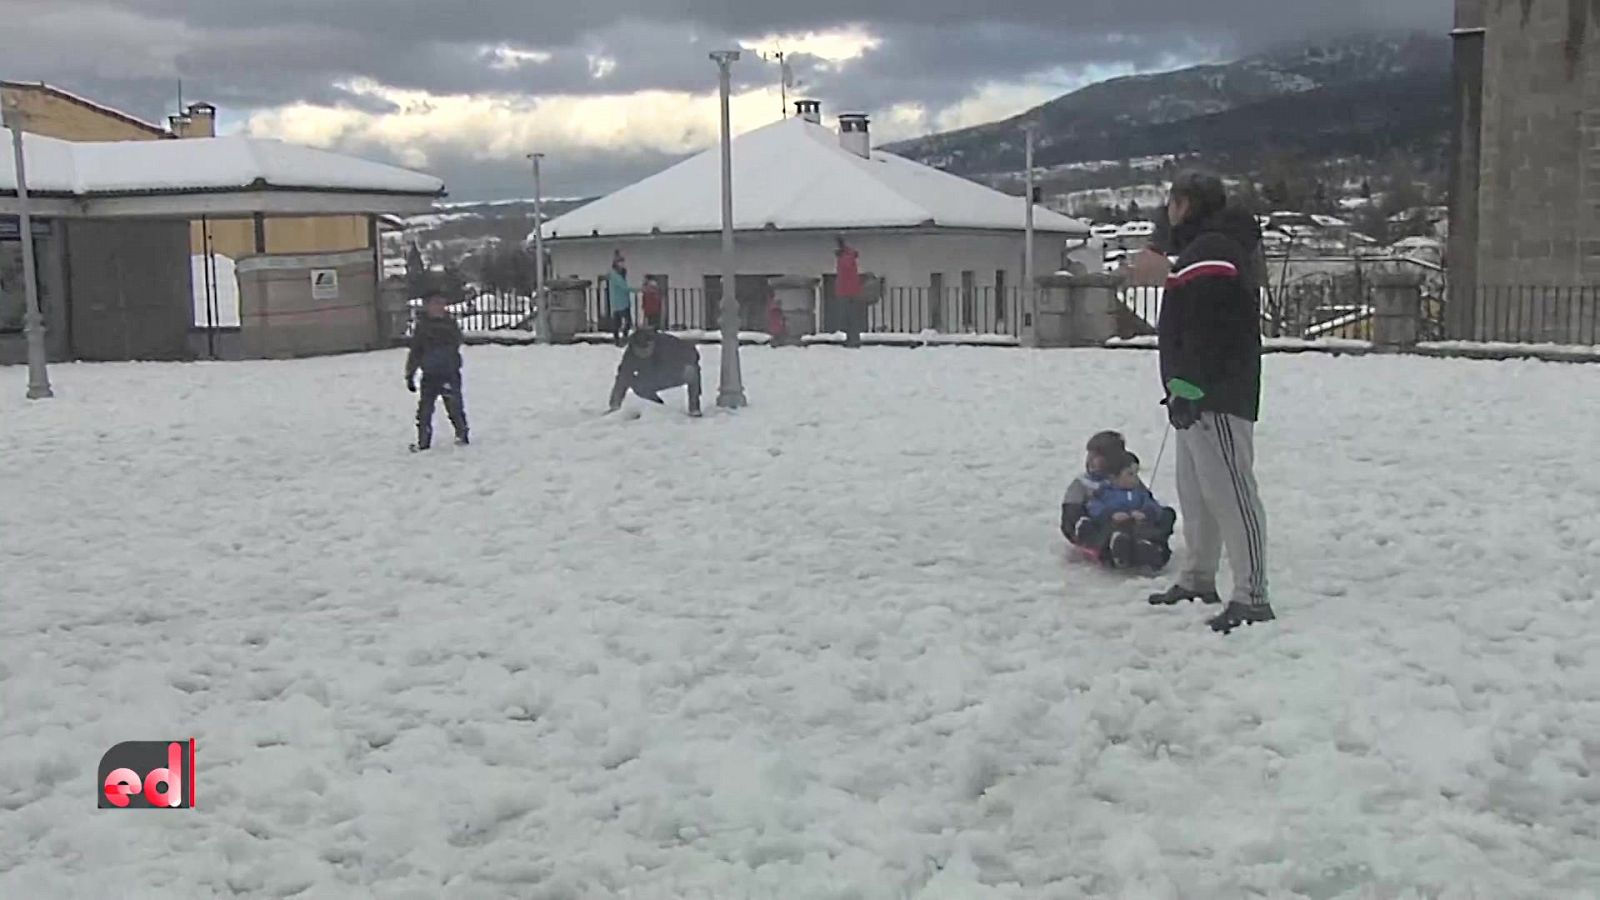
top-left (1175, 411), bottom-right (1268, 606)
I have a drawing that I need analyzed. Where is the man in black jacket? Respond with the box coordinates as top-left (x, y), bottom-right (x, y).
top-left (1144, 172), bottom-right (1273, 633)
top-left (405, 293), bottom-right (469, 451)
top-left (606, 328), bottom-right (702, 417)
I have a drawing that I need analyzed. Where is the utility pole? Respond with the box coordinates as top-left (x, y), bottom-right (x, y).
top-left (528, 152), bottom-right (549, 343)
top-left (3, 95), bottom-right (53, 399)
top-left (710, 50), bottom-right (746, 409)
top-left (1023, 125), bottom-right (1037, 347)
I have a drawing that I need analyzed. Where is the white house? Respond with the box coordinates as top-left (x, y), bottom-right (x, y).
top-left (538, 102), bottom-right (1089, 334)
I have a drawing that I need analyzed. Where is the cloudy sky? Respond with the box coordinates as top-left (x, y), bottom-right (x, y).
top-left (5, 0), bottom-right (1448, 201)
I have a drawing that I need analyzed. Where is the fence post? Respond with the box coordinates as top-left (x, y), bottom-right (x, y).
top-left (769, 275), bottom-right (818, 345)
top-left (542, 277), bottom-right (590, 343)
top-left (1034, 273), bottom-right (1120, 347)
top-left (1370, 271), bottom-right (1424, 350)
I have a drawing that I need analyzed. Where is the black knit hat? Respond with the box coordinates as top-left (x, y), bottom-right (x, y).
top-left (1169, 170), bottom-right (1227, 221)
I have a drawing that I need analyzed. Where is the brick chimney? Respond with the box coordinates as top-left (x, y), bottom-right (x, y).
top-left (794, 99), bottom-right (821, 125)
top-left (186, 103), bottom-right (216, 138)
top-left (171, 103), bottom-right (216, 138)
top-left (838, 113), bottom-right (870, 159)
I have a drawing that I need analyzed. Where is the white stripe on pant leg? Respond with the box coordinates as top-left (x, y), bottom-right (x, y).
top-left (1214, 415), bottom-right (1262, 576)
top-left (1216, 414), bottom-right (1268, 603)
top-left (1215, 415), bottom-right (1266, 600)
top-left (1222, 416), bottom-right (1268, 601)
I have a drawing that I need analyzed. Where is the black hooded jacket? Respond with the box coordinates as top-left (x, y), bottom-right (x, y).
top-left (405, 313), bottom-right (464, 380)
top-left (1157, 206), bottom-right (1263, 422)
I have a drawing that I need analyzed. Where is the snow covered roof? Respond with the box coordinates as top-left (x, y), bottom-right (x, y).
top-left (542, 116), bottom-right (1088, 240)
top-left (1, 132), bottom-right (444, 198)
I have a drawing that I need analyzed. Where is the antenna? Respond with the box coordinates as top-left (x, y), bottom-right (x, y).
top-left (776, 48), bottom-right (786, 119)
top-left (177, 79), bottom-right (183, 116)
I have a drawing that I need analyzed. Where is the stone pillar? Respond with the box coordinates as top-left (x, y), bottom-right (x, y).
top-left (769, 275), bottom-right (817, 344)
top-left (1370, 272), bottom-right (1424, 349)
top-left (1035, 273), bottom-right (1122, 347)
top-left (543, 277), bottom-right (589, 343)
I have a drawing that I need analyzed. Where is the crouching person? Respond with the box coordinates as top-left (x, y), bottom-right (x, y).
top-left (406, 292), bottom-right (469, 451)
top-left (607, 328), bottom-right (703, 417)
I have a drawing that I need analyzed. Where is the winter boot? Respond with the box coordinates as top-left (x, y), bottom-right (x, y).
top-left (455, 430), bottom-right (470, 446)
top-left (1207, 601), bottom-right (1276, 634)
top-left (1108, 532), bottom-right (1138, 568)
top-left (1072, 517), bottom-right (1093, 544)
top-left (1147, 584), bottom-right (1222, 606)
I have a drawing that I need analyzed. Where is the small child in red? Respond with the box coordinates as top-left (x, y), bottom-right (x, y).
top-left (767, 293), bottom-right (788, 346)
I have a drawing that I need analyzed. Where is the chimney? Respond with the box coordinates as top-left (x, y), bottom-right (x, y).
top-left (186, 102), bottom-right (216, 138)
top-left (794, 99), bottom-right (821, 125)
top-left (168, 113), bottom-right (192, 138)
top-left (838, 113), bottom-right (870, 159)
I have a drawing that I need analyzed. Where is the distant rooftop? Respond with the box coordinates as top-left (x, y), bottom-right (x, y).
top-left (0, 80), bottom-right (172, 138)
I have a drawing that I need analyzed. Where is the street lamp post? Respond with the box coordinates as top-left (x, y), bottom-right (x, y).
top-left (3, 95), bottom-right (53, 399)
top-left (710, 50), bottom-right (747, 409)
top-left (528, 152), bottom-right (550, 343)
top-left (1023, 125), bottom-right (1037, 348)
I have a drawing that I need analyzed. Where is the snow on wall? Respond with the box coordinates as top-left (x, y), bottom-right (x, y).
top-left (190, 254), bottom-right (241, 328)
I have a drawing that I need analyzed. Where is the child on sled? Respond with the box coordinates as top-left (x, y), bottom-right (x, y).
top-left (1061, 434), bottom-right (1175, 571)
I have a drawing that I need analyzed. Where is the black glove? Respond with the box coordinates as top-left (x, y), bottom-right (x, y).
top-left (1164, 395), bottom-right (1201, 430)
top-left (406, 375), bottom-right (416, 393)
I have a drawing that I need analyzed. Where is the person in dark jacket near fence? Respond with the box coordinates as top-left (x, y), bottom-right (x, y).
top-left (405, 292), bottom-right (469, 451)
top-left (606, 328), bottom-right (703, 417)
top-left (1144, 171), bottom-right (1272, 633)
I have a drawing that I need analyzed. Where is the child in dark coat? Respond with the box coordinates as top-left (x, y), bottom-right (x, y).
top-left (405, 293), bottom-right (469, 451)
top-left (1061, 430), bottom-right (1128, 546)
top-left (1089, 453), bottom-right (1177, 570)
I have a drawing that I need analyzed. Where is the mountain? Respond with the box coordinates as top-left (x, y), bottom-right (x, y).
top-left (884, 32), bottom-right (1451, 193)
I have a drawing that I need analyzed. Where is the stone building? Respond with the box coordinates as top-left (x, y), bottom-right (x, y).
top-left (1449, 0), bottom-right (1600, 343)
top-left (539, 102), bottom-right (1089, 335)
top-left (1, 82), bottom-right (379, 326)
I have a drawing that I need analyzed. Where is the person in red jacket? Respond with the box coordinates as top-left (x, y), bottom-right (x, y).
top-left (766, 288), bottom-right (787, 346)
top-left (641, 277), bottom-right (664, 330)
top-left (834, 235), bottom-right (863, 347)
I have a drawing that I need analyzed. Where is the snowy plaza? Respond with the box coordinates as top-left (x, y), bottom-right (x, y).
top-left (1, 345), bottom-right (1598, 898)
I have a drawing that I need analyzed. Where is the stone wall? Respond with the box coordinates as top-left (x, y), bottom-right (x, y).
top-left (234, 250), bottom-right (380, 359)
top-left (1468, 0), bottom-right (1600, 341)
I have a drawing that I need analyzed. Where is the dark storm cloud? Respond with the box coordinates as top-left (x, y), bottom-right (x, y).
top-left (1, 0), bottom-right (1448, 199)
top-left (7, 0), bottom-right (1450, 116)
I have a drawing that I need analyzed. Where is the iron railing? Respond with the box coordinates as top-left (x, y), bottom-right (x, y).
top-left (435, 281), bottom-right (1600, 349)
top-left (1444, 285), bottom-right (1600, 346)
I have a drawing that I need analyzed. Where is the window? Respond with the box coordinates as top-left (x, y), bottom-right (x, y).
top-left (929, 272), bottom-right (945, 331)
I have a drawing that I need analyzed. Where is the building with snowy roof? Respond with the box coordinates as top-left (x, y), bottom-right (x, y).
top-left (538, 102), bottom-right (1090, 335)
top-left (1, 127), bottom-right (444, 362)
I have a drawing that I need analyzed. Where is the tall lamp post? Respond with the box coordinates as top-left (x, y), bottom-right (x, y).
top-left (527, 152), bottom-right (550, 343)
top-left (3, 95), bottom-right (53, 399)
top-left (1022, 125), bottom-right (1037, 348)
top-left (710, 50), bottom-right (747, 409)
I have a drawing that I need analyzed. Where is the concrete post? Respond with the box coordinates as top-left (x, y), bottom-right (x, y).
top-left (769, 275), bottom-right (818, 345)
top-left (1370, 272), bottom-right (1424, 349)
top-left (543, 277), bottom-right (589, 344)
top-left (1035, 273), bottom-right (1122, 347)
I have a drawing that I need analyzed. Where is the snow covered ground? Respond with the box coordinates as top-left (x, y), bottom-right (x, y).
top-left (1, 347), bottom-right (1597, 898)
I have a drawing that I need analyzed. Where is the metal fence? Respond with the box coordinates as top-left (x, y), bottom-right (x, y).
top-left (435, 281), bottom-right (1600, 349)
top-left (1445, 285), bottom-right (1600, 346)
